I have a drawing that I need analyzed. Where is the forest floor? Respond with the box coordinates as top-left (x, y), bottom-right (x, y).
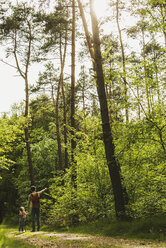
top-left (7, 229), bottom-right (166, 248)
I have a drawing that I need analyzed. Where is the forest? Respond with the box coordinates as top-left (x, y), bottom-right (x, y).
top-left (0, 0), bottom-right (165, 239)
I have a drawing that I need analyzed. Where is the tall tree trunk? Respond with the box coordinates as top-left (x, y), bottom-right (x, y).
top-left (163, 31), bottom-right (166, 47)
top-left (56, 80), bottom-right (63, 170)
top-left (82, 75), bottom-right (87, 134)
top-left (24, 76), bottom-right (34, 185)
top-left (71, 0), bottom-right (77, 193)
top-left (137, 85), bottom-right (141, 119)
top-left (70, 0), bottom-right (79, 225)
top-left (14, 29), bottom-right (34, 185)
top-left (89, 0), bottom-right (126, 218)
top-left (160, 5), bottom-right (166, 47)
top-left (71, 0), bottom-right (76, 160)
top-left (116, 0), bottom-right (129, 123)
top-left (153, 58), bottom-right (161, 106)
top-left (142, 27), bottom-right (151, 114)
top-left (60, 27), bottom-right (68, 169)
top-left (77, 0), bottom-right (95, 71)
top-left (51, 84), bottom-right (63, 170)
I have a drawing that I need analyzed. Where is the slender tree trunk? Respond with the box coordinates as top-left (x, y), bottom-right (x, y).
top-left (70, 0), bottom-right (78, 198)
top-left (89, 0), bottom-right (126, 218)
top-left (60, 28), bottom-right (69, 169)
top-left (77, 0), bottom-right (95, 71)
top-left (154, 58), bottom-right (161, 105)
top-left (24, 76), bottom-right (34, 185)
top-left (51, 84), bottom-right (63, 170)
top-left (142, 28), bottom-right (151, 114)
top-left (24, 128), bottom-right (34, 184)
top-left (70, 0), bottom-right (79, 225)
top-left (14, 29), bottom-right (34, 185)
top-left (137, 85), bottom-right (141, 119)
top-left (163, 31), bottom-right (166, 47)
top-left (56, 81), bottom-right (63, 170)
top-left (160, 5), bottom-right (166, 47)
top-left (82, 76), bottom-right (87, 134)
top-left (71, 0), bottom-right (76, 161)
top-left (116, 0), bottom-right (129, 123)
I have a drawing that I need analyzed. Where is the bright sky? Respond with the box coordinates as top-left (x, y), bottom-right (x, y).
top-left (0, 0), bottom-right (110, 114)
top-left (93, 0), bottom-right (109, 18)
top-left (0, 0), bottom-right (138, 115)
top-left (0, 63), bottom-right (25, 114)
top-left (0, 60), bottom-right (41, 114)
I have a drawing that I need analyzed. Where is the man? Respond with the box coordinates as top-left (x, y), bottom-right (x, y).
top-left (27, 185), bottom-right (47, 232)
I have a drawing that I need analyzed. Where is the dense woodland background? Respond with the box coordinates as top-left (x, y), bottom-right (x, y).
top-left (0, 0), bottom-right (165, 227)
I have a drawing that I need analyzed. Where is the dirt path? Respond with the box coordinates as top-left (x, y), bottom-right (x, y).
top-left (9, 230), bottom-right (166, 248)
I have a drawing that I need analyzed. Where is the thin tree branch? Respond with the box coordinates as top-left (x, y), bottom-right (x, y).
top-left (0, 59), bottom-right (17, 70)
top-left (13, 32), bottom-right (25, 79)
top-left (25, 21), bottom-right (32, 77)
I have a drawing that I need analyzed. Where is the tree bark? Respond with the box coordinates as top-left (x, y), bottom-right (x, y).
top-left (51, 83), bottom-right (63, 170)
top-left (89, 0), bottom-right (126, 218)
top-left (142, 27), bottom-right (151, 114)
top-left (116, 0), bottom-right (129, 123)
top-left (71, 0), bottom-right (77, 188)
top-left (77, 0), bottom-right (95, 71)
top-left (137, 85), bottom-right (141, 119)
top-left (14, 28), bottom-right (34, 185)
top-left (60, 27), bottom-right (69, 169)
top-left (159, 5), bottom-right (166, 47)
top-left (71, 0), bottom-right (76, 159)
top-left (82, 81), bottom-right (87, 134)
top-left (153, 55), bottom-right (161, 106)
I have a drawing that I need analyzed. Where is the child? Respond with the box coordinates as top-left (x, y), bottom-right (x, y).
top-left (19, 206), bottom-right (27, 232)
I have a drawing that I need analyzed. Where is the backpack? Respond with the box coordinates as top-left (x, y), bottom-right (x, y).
top-left (31, 192), bottom-right (40, 208)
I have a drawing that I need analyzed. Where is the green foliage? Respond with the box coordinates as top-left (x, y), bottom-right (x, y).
top-left (0, 115), bottom-right (24, 171)
top-left (0, 0), bottom-right (166, 230)
top-left (114, 115), bottom-right (166, 218)
top-left (30, 95), bottom-right (55, 133)
top-left (43, 117), bottom-right (115, 226)
top-left (32, 135), bottom-right (59, 182)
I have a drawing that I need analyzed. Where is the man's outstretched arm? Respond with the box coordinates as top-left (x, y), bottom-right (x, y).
top-left (38, 188), bottom-right (47, 195)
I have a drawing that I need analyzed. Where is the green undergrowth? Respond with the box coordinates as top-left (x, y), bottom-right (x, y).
top-left (0, 227), bottom-right (37, 248)
top-left (44, 215), bottom-right (166, 242)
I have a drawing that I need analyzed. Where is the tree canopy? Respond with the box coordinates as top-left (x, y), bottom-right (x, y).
top-left (0, 0), bottom-right (165, 225)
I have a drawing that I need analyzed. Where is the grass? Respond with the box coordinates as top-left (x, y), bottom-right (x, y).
top-left (61, 240), bottom-right (121, 248)
top-left (0, 227), bottom-right (37, 248)
top-left (46, 215), bottom-right (166, 242)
